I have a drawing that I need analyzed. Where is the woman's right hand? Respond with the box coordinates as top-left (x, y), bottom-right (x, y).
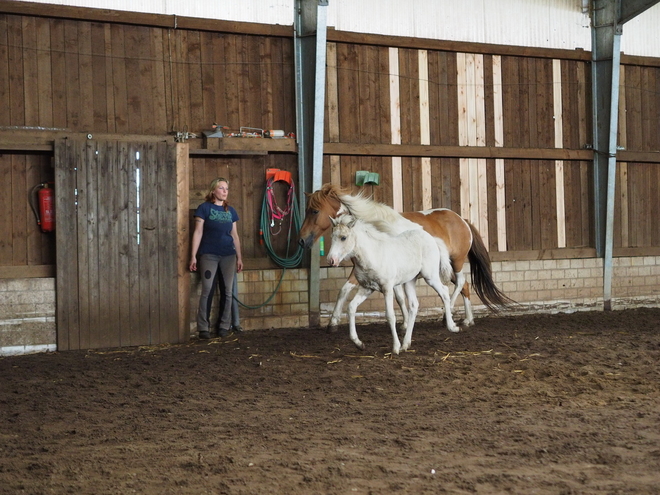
top-left (189, 259), bottom-right (197, 272)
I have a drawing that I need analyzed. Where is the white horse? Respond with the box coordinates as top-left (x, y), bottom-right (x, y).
top-left (326, 214), bottom-right (458, 355)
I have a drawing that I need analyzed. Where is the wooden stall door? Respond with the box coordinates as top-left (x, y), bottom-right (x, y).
top-left (55, 139), bottom-right (190, 350)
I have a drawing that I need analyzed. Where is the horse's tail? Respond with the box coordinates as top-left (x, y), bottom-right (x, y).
top-left (467, 222), bottom-right (516, 312)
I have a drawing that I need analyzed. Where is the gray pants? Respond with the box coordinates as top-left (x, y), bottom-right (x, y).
top-left (196, 253), bottom-right (236, 333)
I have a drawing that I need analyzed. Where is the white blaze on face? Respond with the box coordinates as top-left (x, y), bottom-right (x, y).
top-left (327, 225), bottom-right (351, 266)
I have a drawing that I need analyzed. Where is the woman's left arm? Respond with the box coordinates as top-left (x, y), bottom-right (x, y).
top-left (230, 222), bottom-right (243, 273)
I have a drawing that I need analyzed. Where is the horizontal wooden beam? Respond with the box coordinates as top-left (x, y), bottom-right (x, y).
top-left (327, 28), bottom-right (592, 62)
top-left (189, 149), bottom-right (268, 157)
top-left (323, 143), bottom-right (593, 161)
top-left (0, 0), bottom-right (292, 37)
top-left (489, 248), bottom-right (597, 262)
top-left (0, 130), bottom-right (174, 152)
top-left (0, 265), bottom-right (55, 279)
top-left (618, 150), bottom-right (660, 163)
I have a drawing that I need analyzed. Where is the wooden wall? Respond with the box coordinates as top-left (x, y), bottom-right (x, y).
top-left (1, 6), bottom-right (660, 277)
top-left (0, 153), bottom-right (55, 273)
top-left (323, 41), bottom-right (598, 256)
top-left (615, 63), bottom-right (660, 250)
top-left (0, 12), bottom-right (297, 273)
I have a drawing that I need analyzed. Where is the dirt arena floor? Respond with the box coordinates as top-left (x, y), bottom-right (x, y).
top-left (1, 307), bottom-right (660, 494)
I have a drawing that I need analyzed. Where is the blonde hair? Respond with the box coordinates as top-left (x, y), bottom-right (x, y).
top-left (204, 177), bottom-right (230, 211)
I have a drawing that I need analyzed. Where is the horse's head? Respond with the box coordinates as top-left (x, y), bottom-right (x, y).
top-left (326, 215), bottom-right (358, 267)
top-left (298, 183), bottom-right (347, 249)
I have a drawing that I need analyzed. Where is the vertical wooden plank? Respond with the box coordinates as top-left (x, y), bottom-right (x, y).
top-left (35, 17), bottom-right (53, 127)
top-left (157, 143), bottom-right (176, 344)
top-left (25, 156), bottom-right (40, 265)
top-left (49, 19), bottom-right (66, 129)
top-left (96, 141), bottom-right (113, 348)
top-left (123, 26), bottom-right (142, 133)
top-left (456, 52), bottom-right (470, 219)
top-left (281, 36), bottom-right (296, 131)
top-left (200, 31), bottom-right (216, 127)
top-left (102, 24), bottom-right (115, 133)
top-left (0, 16), bottom-right (9, 127)
top-left (389, 47), bottom-right (402, 211)
top-left (187, 30), bottom-right (204, 132)
top-left (618, 65), bottom-right (628, 248)
top-left (553, 59), bottom-right (566, 248)
top-left (117, 141), bottom-right (132, 345)
top-left (358, 45), bottom-right (376, 144)
top-left (70, 140), bottom-right (87, 349)
top-left (136, 143), bottom-right (157, 343)
top-left (176, 143), bottom-right (190, 343)
top-left (418, 50), bottom-right (432, 210)
top-left (105, 141), bottom-right (121, 347)
top-left (151, 28), bottom-right (167, 134)
top-left (63, 20), bottom-right (80, 128)
top-left (209, 33), bottom-right (227, 128)
top-left (474, 54), bottom-right (488, 245)
top-left (0, 155), bottom-right (12, 264)
top-left (337, 43), bottom-right (359, 143)
top-left (11, 155), bottom-right (27, 266)
top-left (326, 42), bottom-right (339, 143)
top-left (492, 55), bottom-right (507, 251)
top-left (223, 34), bottom-right (240, 128)
top-left (22, 17), bottom-right (39, 126)
top-left (78, 22), bottom-right (94, 129)
top-left (55, 139), bottom-right (79, 351)
top-left (540, 160), bottom-right (557, 250)
top-left (91, 23), bottom-right (108, 132)
top-left (138, 26), bottom-right (156, 134)
top-left (259, 37), bottom-right (274, 129)
top-left (249, 36), bottom-right (264, 129)
top-left (326, 42), bottom-right (341, 186)
top-left (8, 15), bottom-right (25, 125)
top-left (85, 141), bottom-right (100, 349)
top-left (127, 143), bottom-right (141, 345)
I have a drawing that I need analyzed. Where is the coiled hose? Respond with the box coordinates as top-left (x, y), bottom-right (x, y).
top-left (234, 180), bottom-right (304, 310)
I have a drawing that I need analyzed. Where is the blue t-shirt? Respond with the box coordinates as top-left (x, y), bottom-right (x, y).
top-left (194, 202), bottom-right (239, 257)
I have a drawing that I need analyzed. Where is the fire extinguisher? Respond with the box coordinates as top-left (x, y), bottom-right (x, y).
top-left (30, 182), bottom-right (55, 233)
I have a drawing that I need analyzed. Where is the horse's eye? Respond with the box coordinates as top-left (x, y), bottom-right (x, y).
top-left (340, 236), bottom-right (347, 241)
top-left (311, 209), bottom-right (319, 215)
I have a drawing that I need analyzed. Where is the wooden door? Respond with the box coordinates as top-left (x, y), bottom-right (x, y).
top-left (54, 139), bottom-right (190, 350)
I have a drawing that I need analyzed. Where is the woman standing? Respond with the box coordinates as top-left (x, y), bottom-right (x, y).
top-left (189, 178), bottom-right (243, 339)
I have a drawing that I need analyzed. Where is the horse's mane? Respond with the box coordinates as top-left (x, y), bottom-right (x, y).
top-left (306, 183), bottom-right (350, 211)
top-left (312, 183), bottom-right (416, 234)
top-left (336, 215), bottom-right (419, 242)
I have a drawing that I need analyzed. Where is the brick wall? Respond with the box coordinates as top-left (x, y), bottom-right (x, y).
top-left (315, 256), bottom-right (660, 327)
top-left (0, 278), bottom-right (56, 356)
top-left (2, 256), bottom-right (659, 355)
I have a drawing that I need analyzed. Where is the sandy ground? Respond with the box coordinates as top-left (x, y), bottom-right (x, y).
top-left (1, 307), bottom-right (660, 494)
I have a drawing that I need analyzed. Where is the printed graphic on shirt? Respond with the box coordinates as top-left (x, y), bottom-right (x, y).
top-left (209, 209), bottom-right (233, 223)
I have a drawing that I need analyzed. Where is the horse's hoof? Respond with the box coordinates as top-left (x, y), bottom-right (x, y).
top-left (326, 325), bottom-right (339, 334)
top-left (448, 326), bottom-right (460, 333)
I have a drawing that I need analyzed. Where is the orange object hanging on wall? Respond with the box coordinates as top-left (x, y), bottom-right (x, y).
top-left (37, 183), bottom-right (55, 232)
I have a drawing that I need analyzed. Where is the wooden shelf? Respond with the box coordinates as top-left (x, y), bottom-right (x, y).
top-left (201, 136), bottom-right (296, 153)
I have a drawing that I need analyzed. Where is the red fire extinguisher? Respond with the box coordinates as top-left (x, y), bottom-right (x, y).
top-left (30, 182), bottom-right (55, 233)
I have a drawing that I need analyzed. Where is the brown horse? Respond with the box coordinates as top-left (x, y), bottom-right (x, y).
top-left (298, 183), bottom-right (513, 332)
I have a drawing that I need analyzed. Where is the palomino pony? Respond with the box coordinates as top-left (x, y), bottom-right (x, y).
top-left (327, 214), bottom-right (457, 354)
top-left (298, 184), bottom-right (513, 331)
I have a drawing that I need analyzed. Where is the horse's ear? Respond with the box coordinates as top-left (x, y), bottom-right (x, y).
top-left (347, 216), bottom-right (357, 228)
top-left (329, 215), bottom-right (338, 227)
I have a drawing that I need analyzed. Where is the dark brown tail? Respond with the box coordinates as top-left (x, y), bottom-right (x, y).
top-left (467, 222), bottom-right (516, 312)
